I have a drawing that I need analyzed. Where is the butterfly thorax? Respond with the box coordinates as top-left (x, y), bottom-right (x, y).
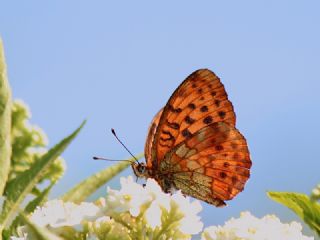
top-left (132, 161), bottom-right (176, 193)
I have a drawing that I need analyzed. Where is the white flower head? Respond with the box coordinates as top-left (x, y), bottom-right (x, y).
top-left (30, 199), bottom-right (101, 228)
top-left (202, 211), bottom-right (314, 240)
top-left (105, 176), bottom-right (203, 234)
top-left (11, 176), bottom-right (204, 239)
top-left (105, 176), bottom-right (151, 216)
top-left (172, 191), bottom-right (203, 234)
top-left (10, 237), bottom-right (27, 240)
top-left (145, 200), bottom-right (162, 228)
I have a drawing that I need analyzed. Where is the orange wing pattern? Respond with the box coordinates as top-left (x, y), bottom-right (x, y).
top-left (160, 122), bottom-right (251, 206)
top-left (144, 108), bottom-right (163, 168)
top-left (150, 69), bottom-right (236, 169)
top-left (142, 69), bottom-right (251, 206)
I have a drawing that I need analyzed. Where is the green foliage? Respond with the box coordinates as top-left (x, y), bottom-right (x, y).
top-left (154, 202), bottom-right (187, 239)
top-left (268, 191), bottom-right (320, 237)
top-left (19, 212), bottom-right (64, 240)
top-left (10, 183), bottom-right (54, 234)
top-left (10, 100), bottom-right (66, 185)
top-left (0, 121), bottom-right (85, 231)
top-left (61, 154), bottom-right (143, 204)
top-left (0, 39), bottom-right (12, 196)
top-left (0, 39), bottom-right (92, 240)
top-left (98, 203), bottom-right (187, 240)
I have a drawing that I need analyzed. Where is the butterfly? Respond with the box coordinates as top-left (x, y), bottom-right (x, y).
top-left (132, 69), bottom-right (251, 207)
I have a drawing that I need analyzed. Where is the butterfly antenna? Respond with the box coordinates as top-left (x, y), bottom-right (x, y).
top-left (92, 156), bottom-right (135, 163)
top-left (111, 128), bottom-right (139, 163)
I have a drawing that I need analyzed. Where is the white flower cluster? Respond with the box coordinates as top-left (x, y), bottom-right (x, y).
top-left (11, 200), bottom-right (104, 240)
top-left (10, 177), bottom-right (315, 240)
top-left (201, 211), bottom-right (314, 240)
top-left (30, 199), bottom-right (101, 228)
top-left (11, 176), bottom-right (203, 239)
top-left (104, 176), bottom-right (203, 234)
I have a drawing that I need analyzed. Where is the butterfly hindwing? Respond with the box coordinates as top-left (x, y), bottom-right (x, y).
top-left (159, 122), bottom-right (251, 206)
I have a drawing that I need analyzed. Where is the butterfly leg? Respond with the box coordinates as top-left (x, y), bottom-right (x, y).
top-left (158, 175), bottom-right (177, 194)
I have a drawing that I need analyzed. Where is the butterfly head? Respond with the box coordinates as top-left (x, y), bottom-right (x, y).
top-left (132, 162), bottom-right (149, 178)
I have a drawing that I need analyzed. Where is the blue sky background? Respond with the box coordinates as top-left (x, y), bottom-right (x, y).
top-left (1, 0), bottom-right (319, 237)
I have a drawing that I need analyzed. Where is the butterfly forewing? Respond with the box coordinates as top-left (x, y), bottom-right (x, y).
top-left (145, 108), bottom-right (163, 168)
top-left (151, 69), bottom-right (236, 168)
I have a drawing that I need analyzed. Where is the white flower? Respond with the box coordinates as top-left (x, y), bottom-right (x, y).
top-left (105, 176), bottom-right (150, 216)
top-left (104, 176), bottom-right (203, 234)
top-left (201, 211), bottom-right (314, 240)
top-left (30, 199), bottom-right (101, 228)
top-left (172, 192), bottom-right (203, 234)
top-left (10, 237), bottom-right (27, 240)
top-left (10, 176), bottom-right (203, 239)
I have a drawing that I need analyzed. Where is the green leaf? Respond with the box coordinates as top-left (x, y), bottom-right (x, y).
top-left (19, 212), bottom-right (64, 240)
top-left (267, 191), bottom-right (320, 236)
top-left (25, 183), bottom-right (54, 214)
top-left (61, 153), bottom-right (143, 203)
top-left (0, 121), bottom-right (85, 232)
top-left (10, 183), bottom-right (54, 233)
top-left (0, 38), bottom-right (12, 196)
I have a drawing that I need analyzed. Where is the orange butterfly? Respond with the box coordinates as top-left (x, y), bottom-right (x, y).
top-left (132, 69), bottom-right (251, 207)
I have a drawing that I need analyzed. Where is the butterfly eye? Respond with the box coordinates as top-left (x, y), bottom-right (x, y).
top-left (138, 164), bottom-right (146, 173)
